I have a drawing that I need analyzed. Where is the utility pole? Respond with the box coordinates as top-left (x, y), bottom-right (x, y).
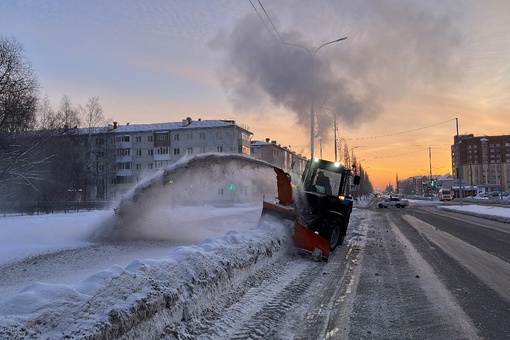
top-left (429, 147), bottom-right (432, 182)
top-left (456, 118), bottom-right (463, 206)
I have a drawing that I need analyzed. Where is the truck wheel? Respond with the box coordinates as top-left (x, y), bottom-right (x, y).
top-left (320, 215), bottom-right (343, 251)
top-left (328, 224), bottom-right (342, 251)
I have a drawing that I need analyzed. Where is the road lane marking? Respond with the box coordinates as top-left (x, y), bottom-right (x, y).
top-left (403, 214), bottom-right (510, 302)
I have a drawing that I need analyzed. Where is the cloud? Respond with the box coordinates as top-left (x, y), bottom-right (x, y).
top-left (210, 0), bottom-right (468, 142)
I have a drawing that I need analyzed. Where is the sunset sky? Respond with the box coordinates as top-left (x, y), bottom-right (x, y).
top-left (3, 1), bottom-right (509, 189)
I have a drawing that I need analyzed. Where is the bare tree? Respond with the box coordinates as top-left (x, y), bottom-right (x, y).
top-left (57, 94), bottom-right (80, 130)
top-left (0, 36), bottom-right (41, 202)
top-left (80, 96), bottom-right (110, 201)
top-left (81, 96), bottom-right (107, 132)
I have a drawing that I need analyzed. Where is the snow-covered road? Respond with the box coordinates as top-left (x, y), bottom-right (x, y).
top-left (2, 200), bottom-right (508, 338)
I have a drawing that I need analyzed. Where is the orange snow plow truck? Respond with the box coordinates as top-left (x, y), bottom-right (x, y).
top-left (262, 158), bottom-right (360, 261)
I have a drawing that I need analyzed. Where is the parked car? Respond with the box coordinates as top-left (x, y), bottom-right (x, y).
top-left (378, 197), bottom-right (409, 208)
top-left (489, 191), bottom-right (501, 199)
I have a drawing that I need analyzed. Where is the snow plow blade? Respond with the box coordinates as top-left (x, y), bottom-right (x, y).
top-left (261, 201), bottom-right (330, 261)
top-left (261, 165), bottom-right (330, 261)
top-left (293, 218), bottom-right (330, 260)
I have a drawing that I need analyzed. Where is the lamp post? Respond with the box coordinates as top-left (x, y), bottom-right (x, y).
top-left (319, 107), bottom-right (339, 161)
top-left (456, 118), bottom-right (463, 206)
top-left (285, 37), bottom-right (347, 159)
top-left (344, 145), bottom-right (360, 169)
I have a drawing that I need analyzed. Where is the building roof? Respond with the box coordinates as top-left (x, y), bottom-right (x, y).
top-left (75, 118), bottom-right (251, 135)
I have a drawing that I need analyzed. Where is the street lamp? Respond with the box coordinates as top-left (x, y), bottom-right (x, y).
top-left (348, 146), bottom-right (359, 168)
top-left (455, 118), bottom-right (463, 206)
top-left (285, 37), bottom-right (347, 159)
top-left (319, 107), bottom-right (339, 161)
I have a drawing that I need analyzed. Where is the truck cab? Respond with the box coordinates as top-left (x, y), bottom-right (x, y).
top-left (297, 158), bottom-right (361, 249)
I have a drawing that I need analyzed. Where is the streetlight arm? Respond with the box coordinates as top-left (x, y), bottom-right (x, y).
top-left (284, 36), bottom-right (347, 159)
top-left (313, 37), bottom-right (347, 57)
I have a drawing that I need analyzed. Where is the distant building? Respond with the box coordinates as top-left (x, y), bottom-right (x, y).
top-left (71, 117), bottom-right (253, 200)
top-left (250, 138), bottom-right (307, 180)
top-left (452, 134), bottom-right (510, 194)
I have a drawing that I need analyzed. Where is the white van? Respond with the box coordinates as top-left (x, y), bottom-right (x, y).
top-left (439, 188), bottom-right (453, 201)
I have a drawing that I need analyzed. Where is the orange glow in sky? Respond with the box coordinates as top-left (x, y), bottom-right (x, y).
top-left (3, 1), bottom-right (509, 190)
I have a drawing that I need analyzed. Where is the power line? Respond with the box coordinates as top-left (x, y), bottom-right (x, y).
top-left (248, 0), bottom-right (279, 44)
top-left (257, 0), bottom-right (287, 46)
top-left (346, 118), bottom-right (456, 140)
top-left (249, 0), bottom-right (290, 51)
top-left (370, 147), bottom-right (430, 160)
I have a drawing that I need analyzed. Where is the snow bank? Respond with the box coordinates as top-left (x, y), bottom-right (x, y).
top-left (0, 216), bottom-right (292, 339)
top-left (437, 205), bottom-right (510, 223)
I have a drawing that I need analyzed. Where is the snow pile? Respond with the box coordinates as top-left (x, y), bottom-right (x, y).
top-left (0, 153), bottom-right (294, 338)
top-left (0, 215), bottom-right (292, 339)
top-left (437, 204), bottom-right (510, 223)
top-left (89, 153), bottom-right (277, 243)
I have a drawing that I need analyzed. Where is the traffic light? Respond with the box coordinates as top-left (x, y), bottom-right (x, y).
top-left (430, 180), bottom-right (435, 189)
top-left (229, 183), bottom-right (235, 191)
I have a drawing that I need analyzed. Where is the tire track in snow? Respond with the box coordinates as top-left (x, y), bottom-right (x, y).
top-left (196, 257), bottom-right (324, 339)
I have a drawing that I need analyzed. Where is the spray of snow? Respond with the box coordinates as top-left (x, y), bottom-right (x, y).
top-left (88, 153), bottom-right (279, 243)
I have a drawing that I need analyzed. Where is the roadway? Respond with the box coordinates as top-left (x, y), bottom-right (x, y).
top-left (368, 202), bottom-right (510, 339)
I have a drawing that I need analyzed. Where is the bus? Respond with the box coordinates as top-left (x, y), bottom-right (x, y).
top-left (439, 188), bottom-right (453, 201)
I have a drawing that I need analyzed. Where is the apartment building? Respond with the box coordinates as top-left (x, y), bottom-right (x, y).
top-left (452, 134), bottom-right (510, 193)
top-left (84, 117), bottom-right (252, 200)
top-left (250, 138), bottom-right (307, 180)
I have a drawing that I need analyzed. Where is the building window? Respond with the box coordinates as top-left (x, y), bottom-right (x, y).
top-left (199, 132), bottom-right (205, 140)
top-left (116, 176), bottom-right (133, 184)
top-left (116, 162), bottom-right (132, 170)
top-left (187, 133), bottom-right (193, 140)
top-left (115, 135), bottom-right (130, 143)
top-left (136, 149), bottom-right (142, 157)
top-left (199, 146), bottom-right (205, 153)
top-left (147, 163), bottom-right (153, 170)
top-left (148, 135), bottom-right (153, 142)
top-left (216, 131), bottom-right (222, 140)
top-left (148, 149), bottom-right (154, 156)
top-left (174, 148), bottom-right (180, 155)
top-left (218, 188), bottom-right (224, 196)
top-left (135, 136), bottom-right (142, 143)
top-left (157, 146), bottom-right (169, 155)
top-left (95, 138), bottom-right (104, 146)
top-left (217, 146), bottom-right (223, 152)
top-left (155, 160), bottom-right (170, 169)
top-left (156, 133), bottom-right (169, 141)
top-left (136, 163), bottom-right (142, 170)
top-left (187, 147), bottom-right (193, 154)
top-left (242, 146), bottom-right (250, 155)
top-left (173, 134), bottom-right (180, 141)
top-left (116, 148), bottom-right (131, 156)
